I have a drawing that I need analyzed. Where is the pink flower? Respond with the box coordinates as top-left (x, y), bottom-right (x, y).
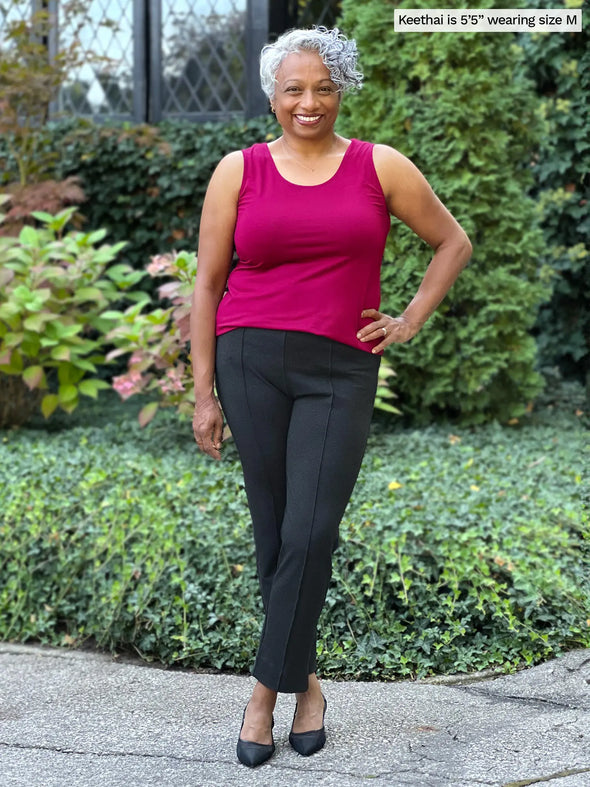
top-left (146, 254), bottom-right (173, 276)
top-left (166, 367), bottom-right (186, 392)
top-left (157, 379), bottom-right (173, 394)
top-left (113, 370), bottom-right (145, 400)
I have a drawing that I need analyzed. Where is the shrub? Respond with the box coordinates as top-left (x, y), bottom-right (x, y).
top-left (522, 0), bottom-right (590, 383)
top-left (0, 176), bottom-right (85, 237)
top-left (20, 117), bottom-right (278, 272)
top-left (337, 0), bottom-right (550, 423)
top-left (0, 206), bottom-right (147, 426)
top-left (0, 391), bottom-right (587, 678)
top-left (105, 249), bottom-right (399, 423)
top-left (106, 250), bottom-right (197, 427)
top-left (0, 116), bottom-right (280, 275)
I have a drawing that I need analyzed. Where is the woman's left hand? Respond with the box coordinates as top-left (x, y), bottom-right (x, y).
top-left (357, 309), bottom-right (423, 353)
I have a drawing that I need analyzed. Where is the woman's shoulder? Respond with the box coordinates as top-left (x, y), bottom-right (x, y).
top-left (208, 149), bottom-right (244, 196)
top-left (349, 139), bottom-right (409, 166)
top-left (370, 143), bottom-right (422, 183)
top-left (371, 142), bottom-right (412, 165)
top-left (214, 148), bottom-right (245, 176)
top-left (218, 148), bottom-right (245, 168)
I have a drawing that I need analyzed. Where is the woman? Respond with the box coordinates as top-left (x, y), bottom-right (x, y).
top-left (190, 27), bottom-right (472, 767)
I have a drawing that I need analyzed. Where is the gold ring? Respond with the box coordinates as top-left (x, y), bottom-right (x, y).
top-left (382, 327), bottom-right (387, 336)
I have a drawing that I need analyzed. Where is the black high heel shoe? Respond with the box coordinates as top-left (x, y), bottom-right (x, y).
top-left (236, 705), bottom-right (275, 767)
top-left (289, 694), bottom-right (327, 756)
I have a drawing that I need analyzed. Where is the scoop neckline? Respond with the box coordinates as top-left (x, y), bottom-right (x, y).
top-left (264, 138), bottom-right (356, 187)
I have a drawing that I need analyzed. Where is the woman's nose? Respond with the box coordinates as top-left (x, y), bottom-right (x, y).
top-left (299, 89), bottom-right (319, 110)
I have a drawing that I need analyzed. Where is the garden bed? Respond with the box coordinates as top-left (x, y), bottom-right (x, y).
top-left (1, 387), bottom-right (588, 680)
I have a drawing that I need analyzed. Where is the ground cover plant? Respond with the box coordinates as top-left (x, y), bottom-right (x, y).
top-left (1, 387), bottom-right (587, 679)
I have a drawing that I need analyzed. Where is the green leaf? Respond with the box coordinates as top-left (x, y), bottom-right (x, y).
top-left (30, 211), bottom-right (56, 224)
top-left (78, 379), bottom-right (110, 398)
top-left (105, 263), bottom-right (133, 282)
top-left (73, 359), bottom-right (98, 373)
top-left (57, 363), bottom-right (85, 385)
top-left (0, 303), bottom-right (20, 320)
top-left (58, 384), bottom-right (78, 403)
top-left (59, 397), bottom-right (79, 415)
top-left (0, 350), bottom-right (23, 373)
top-left (138, 401), bottom-right (159, 427)
top-left (41, 393), bottom-right (59, 418)
top-left (3, 332), bottom-right (24, 349)
top-left (50, 207), bottom-right (77, 233)
top-left (86, 229), bottom-right (108, 244)
top-left (0, 267), bottom-right (15, 288)
top-left (92, 248), bottom-right (118, 265)
top-left (72, 287), bottom-right (105, 303)
top-left (19, 225), bottom-right (40, 247)
top-left (22, 365), bottom-right (45, 391)
top-left (52, 323), bottom-right (83, 339)
top-left (23, 312), bottom-right (52, 332)
top-left (50, 345), bottom-right (71, 361)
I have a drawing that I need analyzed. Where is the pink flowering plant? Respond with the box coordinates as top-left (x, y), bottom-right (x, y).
top-left (107, 248), bottom-right (398, 425)
top-left (108, 247), bottom-right (398, 424)
top-left (106, 250), bottom-right (197, 426)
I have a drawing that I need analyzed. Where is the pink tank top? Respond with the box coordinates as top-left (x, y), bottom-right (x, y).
top-left (215, 138), bottom-right (391, 353)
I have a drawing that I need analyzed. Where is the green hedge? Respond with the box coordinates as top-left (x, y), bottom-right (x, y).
top-left (0, 116), bottom-right (279, 273)
top-left (338, 0), bottom-right (549, 424)
top-left (1, 392), bottom-right (588, 678)
top-left (522, 0), bottom-right (590, 382)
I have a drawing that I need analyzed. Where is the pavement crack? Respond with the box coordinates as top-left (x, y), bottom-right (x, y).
top-left (0, 741), bottom-right (496, 783)
top-left (566, 657), bottom-right (590, 672)
top-left (0, 741), bottom-right (222, 765)
top-left (458, 686), bottom-right (583, 712)
top-left (502, 766), bottom-right (590, 786)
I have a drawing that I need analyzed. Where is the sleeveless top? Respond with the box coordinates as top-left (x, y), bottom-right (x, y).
top-left (215, 138), bottom-right (391, 353)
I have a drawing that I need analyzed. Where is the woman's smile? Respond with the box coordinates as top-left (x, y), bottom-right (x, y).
top-left (294, 114), bottom-right (322, 125)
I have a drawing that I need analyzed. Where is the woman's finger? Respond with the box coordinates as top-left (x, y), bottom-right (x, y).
top-left (357, 319), bottom-right (389, 344)
top-left (193, 402), bottom-right (224, 460)
top-left (196, 428), bottom-right (223, 460)
top-left (357, 309), bottom-right (384, 343)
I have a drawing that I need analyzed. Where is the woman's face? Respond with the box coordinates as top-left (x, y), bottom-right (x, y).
top-left (272, 51), bottom-right (341, 139)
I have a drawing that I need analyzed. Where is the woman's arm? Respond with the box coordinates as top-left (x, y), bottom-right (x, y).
top-left (190, 150), bottom-right (243, 459)
top-left (357, 144), bottom-right (472, 353)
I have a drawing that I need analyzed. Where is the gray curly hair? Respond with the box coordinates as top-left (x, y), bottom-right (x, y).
top-left (260, 26), bottom-right (363, 100)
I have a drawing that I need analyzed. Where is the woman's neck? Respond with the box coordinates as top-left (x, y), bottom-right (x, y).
top-left (280, 133), bottom-right (342, 159)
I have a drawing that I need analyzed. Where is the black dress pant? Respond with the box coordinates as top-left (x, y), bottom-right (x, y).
top-left (215, 328), bottom-right (380, 693)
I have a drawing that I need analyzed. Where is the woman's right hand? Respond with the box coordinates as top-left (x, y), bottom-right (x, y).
top-left (193, 394), bottom-right (224, 460)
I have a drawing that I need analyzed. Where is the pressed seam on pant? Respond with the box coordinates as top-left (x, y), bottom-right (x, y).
top-left (275, 339), bottom-right (335, 692)
top-left (239, 328), bottom-right (279, 594)
top-left (239, 328), bottom-right (289, 673)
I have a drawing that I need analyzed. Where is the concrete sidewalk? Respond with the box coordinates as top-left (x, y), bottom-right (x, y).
top-left (0, 643), bottom-right (589, 787)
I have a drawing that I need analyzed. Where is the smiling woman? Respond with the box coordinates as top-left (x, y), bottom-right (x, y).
top-left (189, 25), bottom-right (472, 768)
